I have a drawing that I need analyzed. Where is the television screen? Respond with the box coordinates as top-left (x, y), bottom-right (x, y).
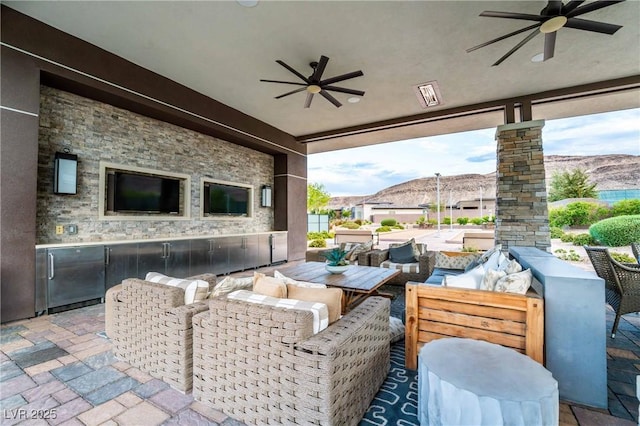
top-left (114, 172), bottom-right (180, 213)
top-left (204, 182), bottom-right (249, 216)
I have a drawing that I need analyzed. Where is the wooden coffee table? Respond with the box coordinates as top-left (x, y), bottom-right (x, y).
top-left (278, 261), bottom-right (400, 313)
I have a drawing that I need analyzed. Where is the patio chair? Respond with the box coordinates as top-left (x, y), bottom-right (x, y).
top-left (585, 246), bottom-right (640, 338)
top-left (632, 242), bottom-right (640, 263)
top-left (369, 242), bottom-right (435, 285)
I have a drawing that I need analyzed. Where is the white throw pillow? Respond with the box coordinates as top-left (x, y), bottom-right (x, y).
top-left (498, 258), bottom-right (523, 275)
top-left (390, 316), bottom-right (405, 344)
top-left (443, 264), bottom-right (485, 290)
top-left (494, 269), bottom-right (533, 295)
top-left (145, 272), bottom-right (209, 304)
top-left (483, 250), bottom-right (505, 271)
top-left (274, 270), bottom-right (326, 288)
top-left (481, 268), bottom-right (507, 291)
top-left (210, 276), bottom-right (253, 298)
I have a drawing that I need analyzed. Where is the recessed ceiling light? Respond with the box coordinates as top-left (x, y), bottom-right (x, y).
top-left (347, 97), bottom-right (361, 104)
top-left (531, 53), bottom-right (544, 63)
top-left (237, 0), bottom-right (258, 7)
top-left (413, 81), bottom-right (443, 108)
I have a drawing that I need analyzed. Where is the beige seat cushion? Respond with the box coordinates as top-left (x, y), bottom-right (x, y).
top-left (253, 272), bottom-right (287, 298)
top-left (286, 284), bottom-right (343, 324)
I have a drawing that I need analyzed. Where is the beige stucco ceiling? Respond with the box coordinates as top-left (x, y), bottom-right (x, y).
top-left (4, 1), bottom-right (640, 153)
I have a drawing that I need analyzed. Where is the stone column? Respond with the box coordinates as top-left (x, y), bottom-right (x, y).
top-left (495, 120), bottom-right (550, 251)
top-left (274, 153), bottom-right (308, 261)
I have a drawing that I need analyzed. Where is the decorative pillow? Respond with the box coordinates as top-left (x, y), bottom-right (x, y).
top-left (483, 250), bottom-right (506, 271)
top-left (390, 316), bottom-right (405, 344)
top-left (227, 290), bottom-right (329, 334)
top-left (498, 258), bottom-right (523, 275)
top-left (480, 268), bottom-right (507, 291)
top-left (389, 243), bottom-right (416, 264)
top-left (346, 240), bottom-right (374, 262)
top-left (274, 270), bottom-right (326, 288)
top-left (286, 284), bottom-right (343, 324)
top-left (390, 238), bottom-right (421, 261)
top-left (145, 272), bottom-right (208, 305)
top-left (210, 275), bottom-right (253, 298)
top-left (443, 264), bottom-right (485, 290)
top-left (478, 244), bottom-right (503, 264)
top-left (494, 269), bottom-right (533, 295)
top-left (435, 252), bottom-right (479, 270)
top-left (253, 272), bottom-right (287, 298)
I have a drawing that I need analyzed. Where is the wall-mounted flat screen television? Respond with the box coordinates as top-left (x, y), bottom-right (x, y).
top-left (203, 182), bottom-right (250, 216)
top-left (114, 172), bottom-right (180, 213)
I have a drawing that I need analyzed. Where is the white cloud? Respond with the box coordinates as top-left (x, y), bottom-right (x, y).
top-left (308, 109), bottom-right (640, 197)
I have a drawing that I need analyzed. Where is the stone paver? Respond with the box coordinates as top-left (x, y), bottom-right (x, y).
top-left (76, 400), bottom-right (126, 426)
top-left (113, 401), bottom-right (170, 426)
top-left (149, 388), bottom-right (193, 414)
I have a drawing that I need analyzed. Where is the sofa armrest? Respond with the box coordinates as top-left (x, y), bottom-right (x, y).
top-left (369, 249), bottom-right (390, 267)
top-left (418, 251), bottom-right (437, 279)
top-left (356, 249), bottom-right (376, 266)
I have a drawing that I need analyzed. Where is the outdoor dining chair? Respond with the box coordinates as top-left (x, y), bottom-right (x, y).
top-left (632, 242), bottom-right (640, 264)
top-left (585, 246), bottom-right (640, 338)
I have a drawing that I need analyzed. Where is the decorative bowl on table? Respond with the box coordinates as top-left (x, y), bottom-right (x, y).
top-left (325, 264), bottom-right (349, 274)
top-left (322, 247), bottom-right (350, 274)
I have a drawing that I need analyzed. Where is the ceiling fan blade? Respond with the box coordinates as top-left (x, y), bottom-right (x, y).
top-left (320, 70), bottom-right (364, 86)
top-left (319, 90), bottom-right (342, 108)
top-left (311, 55), bottom-right (329, 82)
top-left (275, 60), bottom-right (310, 83)
top-left (275, 87), bottom-right (308, 99)
top-left (304, 92), bottom-right (314, 108)
top-left (545, 1), bottom-right (563, 16)
top-left (466, 23), bottom-right (540, 53)
top-left (479, 11), bottom-right (545, 22)
top-left (564, 17), bottom-right (623, 34)
top-left (323, 86), bottom-right (365, 96)
top-left (562, 0), bottom-right (586, 14)
top-left (543, 31), bottom-right (556, 61)
top-left (492, 28), bottom-right (540, 66)
top-left (260, 79), bottom-right (307, 86)
top-left (566, 0), bottom-right (625, 18)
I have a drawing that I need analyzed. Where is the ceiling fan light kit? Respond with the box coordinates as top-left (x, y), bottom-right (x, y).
top-left (467, 0), bottom-right (625, 66)
top-left (260, 55), bottom-right (365, 108)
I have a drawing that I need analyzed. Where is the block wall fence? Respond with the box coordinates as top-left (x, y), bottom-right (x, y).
top-left (37, 86), bottom-right (274, 244)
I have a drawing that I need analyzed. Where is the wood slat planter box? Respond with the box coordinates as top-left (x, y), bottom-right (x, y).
top-left (405, 282), bottom-right (544, 370)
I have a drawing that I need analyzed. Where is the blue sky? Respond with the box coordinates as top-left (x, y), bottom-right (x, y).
top-left (307, 108), bottom-right (640, 197)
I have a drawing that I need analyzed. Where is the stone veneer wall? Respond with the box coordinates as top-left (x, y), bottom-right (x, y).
top-left (37, 86), bottom-right (273, 244)
top-left (495, 120), bottom-right (550, 251)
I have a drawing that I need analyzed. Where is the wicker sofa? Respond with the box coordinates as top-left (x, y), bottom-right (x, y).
top-left (192, 295), bottom-right (391, 425)
top-left (369, 243), bottom-right (435, 285)
top-left (108, 274), bottom-right (216, 393)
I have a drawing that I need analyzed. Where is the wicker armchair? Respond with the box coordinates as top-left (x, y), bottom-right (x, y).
top-left (632, 242), bottom-right (640, 263)
top-left (369, 244), bottom-right (435, 285)
top-left (110, 276), bottom-right (215, 392)
top-left (585, 246), bottom-right (640, 338)
top-left (192, 296), bottom-right (390, 425)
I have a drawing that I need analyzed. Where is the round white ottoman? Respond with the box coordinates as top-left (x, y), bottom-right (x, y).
top-left (418, 338), bottom-right (558, 426)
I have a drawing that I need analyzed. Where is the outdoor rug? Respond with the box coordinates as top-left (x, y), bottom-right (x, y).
top-left (360, 284), bottom-right (419, 425)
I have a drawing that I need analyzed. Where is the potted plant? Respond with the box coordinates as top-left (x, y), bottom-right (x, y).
top-left (322, 247), bottom-right (350, 274)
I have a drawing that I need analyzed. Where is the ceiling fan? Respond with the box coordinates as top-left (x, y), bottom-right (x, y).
top-left (260, 55), bottom-right (364, 108)
top-left (467, 0), bottom-right (625, 66)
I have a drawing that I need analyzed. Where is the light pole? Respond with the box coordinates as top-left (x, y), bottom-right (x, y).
top-left (435, 173), bottom-right (441, 234)
top-left (449, 189), bottom-right (453, 231)
top-left (479, 186), bottom-right (484, 219)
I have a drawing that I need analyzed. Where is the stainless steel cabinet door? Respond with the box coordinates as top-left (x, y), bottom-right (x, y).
top-left (137, 242), bottom-right (166, 279)
top-left (210, 238), bottom-right (229, 276)
top-left (165, 240), bottom-right (191, 278)
top-left (105, 244), bottom-right (138, 290)
top-left (190, 239), bottom-right (214, 276)
top-left (47, 246), bottom-right (105, 309)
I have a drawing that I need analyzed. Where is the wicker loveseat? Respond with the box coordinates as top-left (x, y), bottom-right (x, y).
top-left (109, 274), bottom-right (216, 392)
top-left (192, 296), bottom-right (391, 425)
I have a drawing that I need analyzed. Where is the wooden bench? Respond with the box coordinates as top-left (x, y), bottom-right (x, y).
top-left (404, 282), bottom-right (544, 370)
top-left (462, 231), bottom-right (495, 251)
top-left (334, 229), bottom-right (377, 245)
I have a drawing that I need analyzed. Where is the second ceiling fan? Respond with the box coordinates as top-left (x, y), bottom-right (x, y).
top-left (467, 0), bottom-right (625, 66)
top-left (260, 55), bottom-right (364, 108)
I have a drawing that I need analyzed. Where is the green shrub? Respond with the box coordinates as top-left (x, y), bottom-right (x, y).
top-left (572, 233), bottom-right (596, 246)
top-left (376, 226), bottom-right (392, 233)
top-left (470, 217), bottom-right (484, 225)
top-left (354, 219), bottom-right (363, 226)
top-left (456, 217), bottom-right (469, 225)
top-left (307, 231), bottom-right (332, 240)
top-left (610, 252), bottom-right (636, 264)
top-left (462, 246), bottom-right (480, 252)
top-left (339, 221), bottom-right (360, 229)
top-left (554, 248), bottom-right (581, 262)
top-left (560, 233), bottom-right (574, 243)
top-left (612, 199), bottom-right (640, 216)
top-left (393, 224), bottom-right (404, 230)
top-left (549, 202), bottom-right (611, 228)
top-left (443, 217), bottom-right (451, 225)
top-left (308, 239), bottom-right (326, 248)
top-left (589, 215), bottom-right (640, 246)
top-left (427, 219), bottom-right (438, 225)
top-left (380, 218), bottom-right (397, 227)
top-left (550, 227), bottom-right (564, 239)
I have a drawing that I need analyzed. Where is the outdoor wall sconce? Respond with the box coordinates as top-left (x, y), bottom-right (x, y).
top-left (54, 151), bottom-right (78, 195)
top-left (261, 185), bottom-right (272, 207)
